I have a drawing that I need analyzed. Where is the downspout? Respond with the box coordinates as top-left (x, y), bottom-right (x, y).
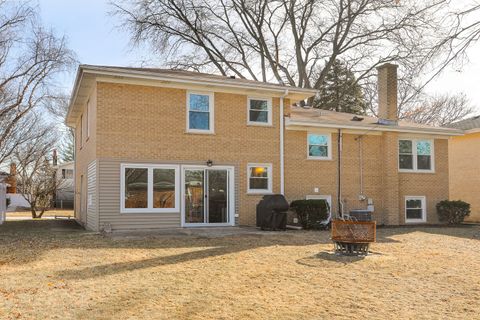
top-left (280, 89), bottom-right (288, 195)
top-left (337, 129), bottom-right (343, 217)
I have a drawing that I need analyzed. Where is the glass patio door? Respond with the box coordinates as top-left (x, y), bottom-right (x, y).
top-left (184, 168), bottom-right (230, 225)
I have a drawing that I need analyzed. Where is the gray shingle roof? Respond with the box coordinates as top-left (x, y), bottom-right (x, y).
top-left (448, 115), bottom-right (480, 130)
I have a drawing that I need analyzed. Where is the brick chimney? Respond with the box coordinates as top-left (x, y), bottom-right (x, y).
top-left (377, 63), bottom-right (398, 125)
top-left (6, 163), bottom-right (16, 194)
top-left (52, 149), bottom-right (58, 166)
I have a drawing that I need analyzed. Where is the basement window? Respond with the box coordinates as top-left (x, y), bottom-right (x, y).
top-left (398, 139), bottom-right (434, 172)
top-left (405, 196), bottom-right (426, 223)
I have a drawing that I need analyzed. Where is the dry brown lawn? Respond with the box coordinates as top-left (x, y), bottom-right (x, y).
top-left (7, 209), bottom-right (74, 219)
top-left (0, 221), bottom-right (479, 320)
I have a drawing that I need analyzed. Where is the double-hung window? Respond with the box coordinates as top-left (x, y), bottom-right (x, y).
top-left (405, 196), bottom-right (426, 223)
top-left (399, 139), bottom-right (434, 172)
top-left (248, 97), bottom-right (272, 125)
top-left (121, 164), bottom-right (180, 213)
top-left (247, 163), bottom-right (272, 194)
top-left (307, 133), bottom-right (331, 160)
top-left (187, 91), bottom-right (214, 133)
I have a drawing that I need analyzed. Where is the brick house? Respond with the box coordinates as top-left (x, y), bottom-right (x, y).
top-left (66, 63), bottom-right (461, 231)
top-left (448, 116), bottom-right (480, 222)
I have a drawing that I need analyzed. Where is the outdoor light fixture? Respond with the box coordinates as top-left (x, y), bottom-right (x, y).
top-left (206, 159), bottom-right (213, 167)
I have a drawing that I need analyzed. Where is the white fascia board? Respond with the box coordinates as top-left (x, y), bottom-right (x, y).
top-left (286, 119), bottom-right (464, 137)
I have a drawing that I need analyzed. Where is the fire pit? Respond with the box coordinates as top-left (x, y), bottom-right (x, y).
top-left (331, 219), bottom-right (376, 255)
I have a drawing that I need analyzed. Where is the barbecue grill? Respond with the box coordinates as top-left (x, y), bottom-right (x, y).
top-left (256, 194), bottom-right (289, 231)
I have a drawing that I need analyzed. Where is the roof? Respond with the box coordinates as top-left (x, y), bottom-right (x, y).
top-left (66, 65), bottom-right (318, 127)
top-left (287, 106), bottom-right (463, 136)
top-left (448, 115), bottom-right (480, 132)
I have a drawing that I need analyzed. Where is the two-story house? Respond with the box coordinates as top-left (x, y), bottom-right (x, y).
top-left (66, 63), bottom-right (461, 231)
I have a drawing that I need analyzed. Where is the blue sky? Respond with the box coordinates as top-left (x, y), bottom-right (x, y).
top-left (37, 0), bottom-right (480, 113)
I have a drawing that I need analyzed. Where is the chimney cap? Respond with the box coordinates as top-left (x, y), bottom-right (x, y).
top-left (376, 63), bottom-right (398, 70)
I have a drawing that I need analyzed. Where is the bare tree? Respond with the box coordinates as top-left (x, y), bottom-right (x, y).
top-left (0, 1), bottom-right (76, 166)
top-left (14, 123), bottom-right (64, 218)
top-left (400, 93), bottom-right (474, 126)
top-left (114, 1), bottom-right (453, 95)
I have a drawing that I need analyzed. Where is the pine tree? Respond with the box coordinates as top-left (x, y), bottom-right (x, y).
top-left (314, 60), bottom-right (366, 115)
top-left (61, 129), bottom-right (74, 162)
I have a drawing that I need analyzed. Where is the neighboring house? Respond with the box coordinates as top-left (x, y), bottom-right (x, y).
top-left (53, 161), bottom-right (75, 209)
top-left (0, 163), bottom-right (17, 194)
top-left (66, 63), bottom-right (461, 232)
top-left (448, 116), bottom-right (480, 222)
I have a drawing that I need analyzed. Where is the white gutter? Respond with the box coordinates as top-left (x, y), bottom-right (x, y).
top-left (81, 66), bottom-right (318, 98)
top-left (286, 119), bottom-right (463, 136)
top-left (280, 90), bottom-right (288, 195)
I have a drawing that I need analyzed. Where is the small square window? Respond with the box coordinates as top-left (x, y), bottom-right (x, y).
top-left (247, 164), bottom-right (272, 193)
top-left (307, 133), bottom-right (331, 159)
top-left (405, 196), bottom-right (426, 222)
top-left (248, 98), bottom-right (272, 126)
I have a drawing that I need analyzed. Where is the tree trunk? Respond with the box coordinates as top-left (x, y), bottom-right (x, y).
top-left (37, 209), bottom-right (45, 219)
top-left (31, 207), bottom-right (37, 219)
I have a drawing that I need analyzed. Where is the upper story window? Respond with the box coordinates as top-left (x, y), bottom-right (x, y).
top-left (86, 99), bottom-right (91, 138)
top-left (248, 97), bottom-right (272, 126)
top-left (247, 163), bottom-right (272, 194)
top-left (399, 139), bottom-right (434, 172)
top-left (62, 169), bottom-right (74, 180)
top-left (79, 114), bottom-right (83, 147)
top-left (187, 91), bottom-right (214, 133)
top-left (307, 133), bottom-right (332, 160)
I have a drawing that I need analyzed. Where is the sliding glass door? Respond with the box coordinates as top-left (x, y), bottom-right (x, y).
top-left (183, 167), bottom-right (233, 226)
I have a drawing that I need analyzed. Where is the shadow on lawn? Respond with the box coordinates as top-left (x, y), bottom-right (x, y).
top-left (1, 220), bottom-right (479, 280)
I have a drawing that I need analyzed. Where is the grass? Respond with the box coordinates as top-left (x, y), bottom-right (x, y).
top-left (0, 221), bottom-right (479, 319)
top-left (6, 209), bottom-right (74, 219)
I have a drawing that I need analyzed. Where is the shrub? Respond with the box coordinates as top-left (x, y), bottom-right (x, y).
top-left (436, 200), bottom-right (470, 224)
top-left (290, 199), bottom-right (330, 230)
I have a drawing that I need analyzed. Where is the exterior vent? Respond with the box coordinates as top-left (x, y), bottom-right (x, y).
top-left (351, 116), bottom-right (364, 122)
top-left (229, 75), bottom-right (236, 79)
top-left (377, 118), bottom-right (398, 126)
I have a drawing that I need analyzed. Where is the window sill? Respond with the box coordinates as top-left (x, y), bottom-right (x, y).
top-left (399, 170), bottom-right (435, 174)
top-left (184, 131), bottom-right (215, 135)
top-left (247, 191), bottom-right (273, 196)
top-left (247, 122), bottom-right (273, 127)
top-left (307, 157), bottom-right (333, 161)
top-left (121, 210), bottom-right (180, 214)
top-left (405, 220), bottom-right (427, 224)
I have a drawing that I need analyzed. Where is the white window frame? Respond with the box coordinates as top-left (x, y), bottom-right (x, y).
top-left (247, 97), bottom-right (272, 126)
top-left (186, 91), bottom-right (215, 134)
top-left (79, 114), bottom-right (83, 148)
top-left (120, 163), bottom-right (180, 213)
top-left (247, 163), bottom-right (273, 194)
top-left (398, 139), bottom-right (435, 173)
top-left (405, 196), bottom-right (427, 223)
top-left (307, 132), bottom-right (332, 160)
